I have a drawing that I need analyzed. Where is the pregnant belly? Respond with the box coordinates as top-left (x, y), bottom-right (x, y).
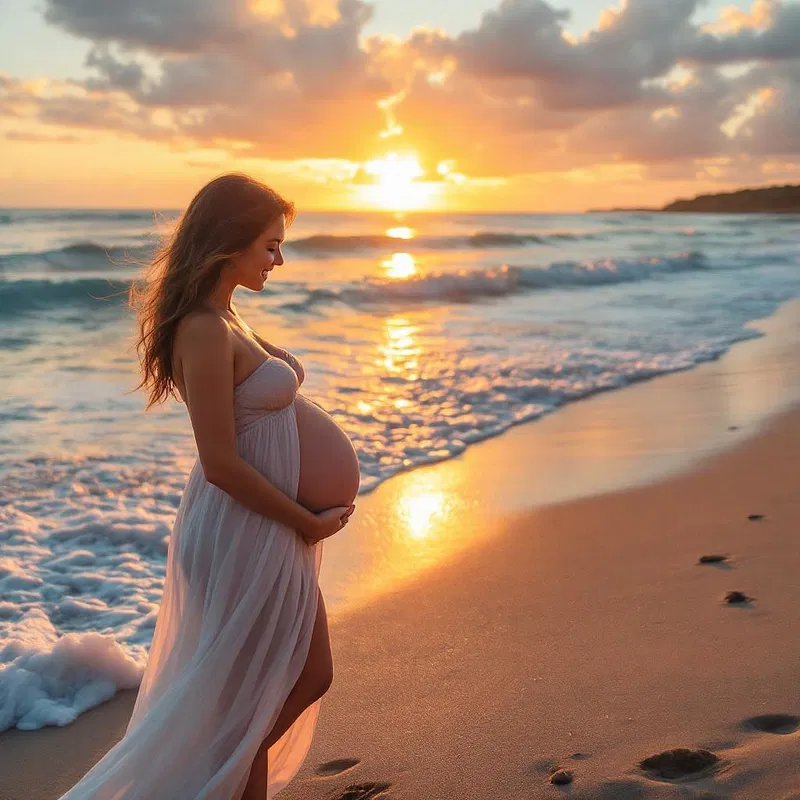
top-left (295, 393), bottom-right (360, 511)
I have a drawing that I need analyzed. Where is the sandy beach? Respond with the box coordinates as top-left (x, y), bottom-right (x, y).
top-left (1, 301), bottom-right (799, 800)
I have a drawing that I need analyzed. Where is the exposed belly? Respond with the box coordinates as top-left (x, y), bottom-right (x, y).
top-left (295, 393), bottom-right (360, 512)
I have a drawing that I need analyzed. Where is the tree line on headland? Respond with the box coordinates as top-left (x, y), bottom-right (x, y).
top-left (590, 183), bottom-right (800, 213)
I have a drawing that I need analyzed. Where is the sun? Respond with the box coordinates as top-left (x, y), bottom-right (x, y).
top-left (365, 152), bottom-right (423, 184)
top-left (358, 152), bottom-right (439, 211)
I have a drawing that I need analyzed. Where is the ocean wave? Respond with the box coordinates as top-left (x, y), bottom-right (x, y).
top-left (285, 230), bottom-right (584, 255)
top-left (517, 251), bottom-right (708, 288)
top-left (287, 234), bottom-right (390, 254)
top-left (279, 252), bottom-right (710, 311)
top-left (466, 232), bottom-right (544, 247)
top-left (0, 242), bottom-right (154, 272)
top-left (0, 250), bottom-right (762, 320)
top-left (0, 278), bottom-right (130, 317)
top-left (1, 230), bottom-right (600, 269)
top-left (3, 210), bottom-right (164, 224)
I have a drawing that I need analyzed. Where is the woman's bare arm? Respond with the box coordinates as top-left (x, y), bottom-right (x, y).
top-left (176, 312), bottom-right (317, 536)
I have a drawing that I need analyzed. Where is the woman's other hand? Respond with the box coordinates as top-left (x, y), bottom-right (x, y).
top-left (302, 504), bottom-right (355, 545)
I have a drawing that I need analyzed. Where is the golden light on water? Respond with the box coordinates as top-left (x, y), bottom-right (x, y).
top-left (381, 252), bottom-right (418, 280)
top-left (322, 309), bottom-right (506, 613)
top-left (402, 491), bottom-right (448, 541)
top-left (386, 226), bottom-right (416, 240)
top-left (328, 442), bottom-right (498, 614)
top-left (377, 315), bottom-right (421, 377)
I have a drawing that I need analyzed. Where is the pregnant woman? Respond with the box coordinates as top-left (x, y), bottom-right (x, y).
top-left (58, 173), bottom-right (360, 799)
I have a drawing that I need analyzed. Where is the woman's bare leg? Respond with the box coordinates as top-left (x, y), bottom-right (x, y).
top-left (241, 590), bottom-right (332, 799)
top-left (241, 744), bottom-right (268, 800)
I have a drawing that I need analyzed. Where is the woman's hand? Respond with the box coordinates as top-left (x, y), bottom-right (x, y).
top-left (302, 504), bottom-right (355, 545)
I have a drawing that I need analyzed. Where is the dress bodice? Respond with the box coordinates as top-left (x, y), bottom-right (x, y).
top-left (234, 357), bottom-right (299, 431)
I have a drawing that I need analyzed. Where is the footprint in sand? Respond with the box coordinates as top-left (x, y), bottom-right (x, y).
top-left (742, 713), bottom-right (800, 735)
top-left (638, 747), bottom-right (720, 781)
top-left (332, 782), bottom-right (391, 800)
top-left (530, 752), bottom-right (591, 776)
top-left (315, 758), bottom-right (361, 778)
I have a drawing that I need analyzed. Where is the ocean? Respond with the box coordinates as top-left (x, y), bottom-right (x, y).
top-left (1, 207), bottom-right (799, 731)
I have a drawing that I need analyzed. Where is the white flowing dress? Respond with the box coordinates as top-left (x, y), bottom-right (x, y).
top-left (59, 356), bottom-right (324, 799)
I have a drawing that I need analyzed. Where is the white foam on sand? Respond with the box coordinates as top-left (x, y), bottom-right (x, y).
top-left (0, 607), bottom-right (142, 730)
top-left (0, 469), bottom-right (173, 731)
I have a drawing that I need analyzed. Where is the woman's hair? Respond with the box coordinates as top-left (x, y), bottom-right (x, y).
top-left (131, 173), bottom-right (295, 408)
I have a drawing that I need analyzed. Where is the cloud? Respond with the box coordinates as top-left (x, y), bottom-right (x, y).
top-left (732, 61), bottom-right (800, 154)
top-left (2, 130), bottom-right (85, 143)
top-left (564, 69), bottom-right (737, 165)
top-left (392, 0), bottom-right (800, 174)
top-left (445, 0), bottom-right (701, 110)
top-left (689, 0), bottom-right (800, 62)
top-left (1, 0), bottom-right (798, 186)
top-left (43, 0), bottom-right (250, 53)
top-left (84, 47), bottom-right (146, 93)
top-left (33, 0), bottom-right (389, 159)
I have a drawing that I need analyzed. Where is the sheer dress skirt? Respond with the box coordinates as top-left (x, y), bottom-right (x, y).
top-left (58, 401), bottom-right (324, 799)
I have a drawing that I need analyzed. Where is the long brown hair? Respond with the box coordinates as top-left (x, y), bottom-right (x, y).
top-left (131, 173), bottom-right (295, 408)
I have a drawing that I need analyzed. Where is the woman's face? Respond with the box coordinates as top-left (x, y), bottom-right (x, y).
top-left (227, 214), bottom-right (286, 291)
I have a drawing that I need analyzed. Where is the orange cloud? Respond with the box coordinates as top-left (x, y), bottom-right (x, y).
top-left (1, 0), bottom-right (800, 209)
top-left (705, 0), bottom-right (776, 33)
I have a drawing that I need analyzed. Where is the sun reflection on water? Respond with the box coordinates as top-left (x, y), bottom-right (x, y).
top-left (331, 467), bottom-right (481, 613)
top-left (386, 226), bottom-right (416, 240)
top-left (377, 315), bottom-right (421, 377)
top-left (381, 252), bottom-right (418, 280)
top-left (402, 490), bottom-right (448, 541)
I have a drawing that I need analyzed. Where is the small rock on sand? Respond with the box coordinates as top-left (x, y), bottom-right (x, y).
top-left (549, 769), bottom-right (574, 785)
top-left (724, 590), bottom-right (753, 604)
top-left (698, 554), bottom-right (727, 564)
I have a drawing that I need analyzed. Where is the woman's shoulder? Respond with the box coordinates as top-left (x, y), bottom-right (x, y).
top-left (173, 310), bottom-right (235, 365)
top-left (171, 311), bottom-right (235, 402)
top-left (176, 309), bottom-right (231, 343)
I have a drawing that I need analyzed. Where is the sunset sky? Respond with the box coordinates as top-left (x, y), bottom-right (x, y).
top-left (1, 0), bottom-right (799, 211)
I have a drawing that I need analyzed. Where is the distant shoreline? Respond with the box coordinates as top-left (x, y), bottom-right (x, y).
top-left (590, 182), bottom-right (800, 214)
